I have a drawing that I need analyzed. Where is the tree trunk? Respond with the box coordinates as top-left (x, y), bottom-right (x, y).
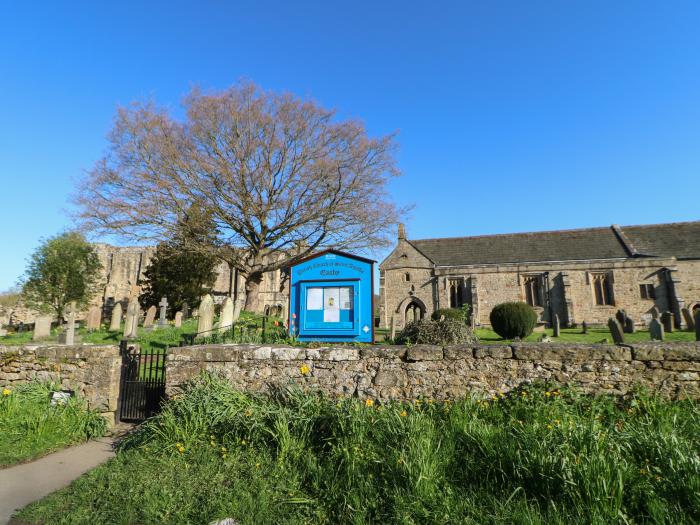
top-left (243, 273), bottom-right (263, 312)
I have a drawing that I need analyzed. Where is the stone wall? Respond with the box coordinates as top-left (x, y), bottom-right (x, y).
top-left (0, 344), bottom-right (121, 424)
top-left (166, 341), bottom-right (700, 400)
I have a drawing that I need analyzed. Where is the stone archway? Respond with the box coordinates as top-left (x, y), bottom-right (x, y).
top-left (396, 296), bottom-right (426, 325)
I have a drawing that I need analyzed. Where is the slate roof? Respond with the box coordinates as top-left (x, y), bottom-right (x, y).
top-left (407, 221), bottom-right (700, 267)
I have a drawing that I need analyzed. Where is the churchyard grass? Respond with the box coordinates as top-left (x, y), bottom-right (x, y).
top-left (475, 326), bottom-right (697, 344)
top-left (0, 382), bottom-right (107, 467)
top-left (16, 374), bottom-right (700, 524)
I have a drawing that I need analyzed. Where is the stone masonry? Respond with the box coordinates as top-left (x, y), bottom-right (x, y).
top-left (166, 341), bottom-right (700, 400)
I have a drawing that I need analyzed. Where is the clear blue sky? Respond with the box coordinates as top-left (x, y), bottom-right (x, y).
top-left (2, 1), bottom-right (699, 291)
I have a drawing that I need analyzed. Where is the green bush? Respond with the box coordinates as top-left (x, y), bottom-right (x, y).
top-left (489, 302), bottom-right (537, 339)
top-left (396, 318), bottom-right (477, 345)
top-left (431, 308), bottom-right (466, 322)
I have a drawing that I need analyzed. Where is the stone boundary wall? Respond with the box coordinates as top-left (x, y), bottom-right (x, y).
top-left (167, 342), bottom-right (700, 400)
top-left (0, 345), bottom-right (121, 424)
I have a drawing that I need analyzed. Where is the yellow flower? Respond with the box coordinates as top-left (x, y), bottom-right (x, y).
top-left (300, 364), bottom-right (310, 375)
top-left (545, 392), bottom-right (551, 397)
top-left (175, 442), bottom-right (185, 453)
top-left (400, 410), bottom-right (407, 417)
top-left (546, 424), bottom-right (553, 430)
top-left (2, 388), bottom-right (10, 396)
top-left (365, 399), bottom-right (374, 407)
top-left (220, 446), bottom-right (227, 453)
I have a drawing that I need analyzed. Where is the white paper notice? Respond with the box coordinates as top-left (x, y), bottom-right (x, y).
top-left (339, 287), bottom-right (352, 310)
top-left (307, 288), bottom-right (323, 310)
top-left (323, 288), bottom-right (340, 322)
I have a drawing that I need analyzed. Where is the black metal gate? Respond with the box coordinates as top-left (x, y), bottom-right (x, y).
top-left (118, 340), bottom-right (167, 422)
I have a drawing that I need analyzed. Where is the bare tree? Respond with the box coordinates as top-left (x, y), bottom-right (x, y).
top-left (75, 81), bottom-right (403, 311)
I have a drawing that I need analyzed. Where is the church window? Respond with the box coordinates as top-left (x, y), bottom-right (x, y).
top-left (523, 275), bottom-right (543, 307)
top-left (448, 279), bottom-right (464, 308)
top-left (404, 272), bottom-right (411, 282)
top-left (639, 284), bottom-right (655, 300)
top-left (592, 273), bottom-right (614, 306)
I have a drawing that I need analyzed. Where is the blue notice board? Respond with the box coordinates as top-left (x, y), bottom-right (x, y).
top-left (288, 250), bottom-right (375, 342)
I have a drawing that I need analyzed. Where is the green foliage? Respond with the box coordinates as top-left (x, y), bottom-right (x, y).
top-left (139, 206), bottom-right (219, 313)
top-left (18, 375), bottom-right (700, 524)
top-left (20, 232), bottom-right (102, 320)
top-left (396, 318), bottom-right (478, 345)
top-left (0, 381), bottom-right (107, 466)
top-left (430, 307), bottom-right (467, 322)
top-left (0, 287), bottom-right (21, 309)
top-left (489, 301), bottom-right (538, 339)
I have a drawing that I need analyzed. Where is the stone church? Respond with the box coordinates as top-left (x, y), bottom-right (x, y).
top-left (379, 221), bottom-right (700, 330)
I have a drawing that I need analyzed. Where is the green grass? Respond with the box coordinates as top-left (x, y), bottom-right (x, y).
top-left (0, 382), bottom-right (107, 467)
top-left (17, 374), bottom-right (700, 524)
top-left (475, 326), bottom-right (698, 344)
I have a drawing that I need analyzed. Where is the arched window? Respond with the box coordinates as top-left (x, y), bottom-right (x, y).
top-left (448, 279), bottom-right (464, 308)
top-left (404, 300), bottom-right (425, 324)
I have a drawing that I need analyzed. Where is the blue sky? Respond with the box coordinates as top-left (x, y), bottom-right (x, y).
top-left (1, 1), bottom-right (699, 291)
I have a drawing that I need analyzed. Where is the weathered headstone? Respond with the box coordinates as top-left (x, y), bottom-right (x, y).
top-left (181, 302), bottom-right (189, 320)
top-left (661, 311), bottom-right (674, 333)
top-left (682, 307), bottom-right (695, 330)
top-left (124, 297), bottom-right (139, 338)
top-left (607, 317), bottom-right (625, 344)
top-left (143, 305), bottom-right (157, 328)
top-left (158, 297), bottom-right (169, 328)
top-left (649, 318), bottom-right (664, 341)
top-left (60, 303), bottom-right (76, 345)
top-left (624, 317), bottom-right (636, 334)
top-left (695, 310), bottom-right (700, 341)
top-left (615, 309), bottom-right (628, 327)
top-left (232, 299), bottom-right (243, 323)
top-left (197, 294), bottom-right (214, 334)
top-left (552, 314), bottom-right (560, 337)
top-left (219, 297), bottom-right (234, 333)
top-left (581, 320), bottom-right (587, 334)
top-left (109, 303), bottom-right (123, 331)
top-left (390, 316), bottom-right (396, 341)
top-left (86, 306), bottom-right (101, 331)
top-left (174, 311), bottom-right (183, 328)
top-left (33, 315), bottom-right (52, 340)
top-left (650, 306), bottom-right (660, 320)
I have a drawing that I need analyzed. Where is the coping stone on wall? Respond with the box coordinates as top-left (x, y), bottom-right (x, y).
top-left (406, 345), bottom-right (443, 361)
top-left (512, 343), bottom-right (632, 362)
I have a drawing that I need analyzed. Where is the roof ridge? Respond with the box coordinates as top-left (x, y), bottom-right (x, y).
top-left (621, 219), bottom-right (700, 229)
top-left (410, 224), bottom-right (614, 243)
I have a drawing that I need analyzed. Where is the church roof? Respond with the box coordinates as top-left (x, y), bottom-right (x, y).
top-left (407, 221), bottom-right (700, 267)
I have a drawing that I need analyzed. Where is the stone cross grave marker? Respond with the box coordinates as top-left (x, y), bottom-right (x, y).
top-left (624, 317), bottom-right (636, 334)
top-left (661, 311), bottom-right (674, 333)
top-left (33, 315), bottom-right (52, 340)
top-left (649, 318), bottom-right (664, 341)
top-left (86, 306), bottom-right (101, 331)
top-left (158, 297), bottom-right (168, 327)
top-left (174, 311), bottom-right (183, 328)
top-left (143, 305), bottom-right (157, 328)
top-left (110, 303), bottom-right (122, 331)
top-left (552, 314), bottom-right (560, 337)
top-left (607, 317), bottom-right (625, 344)
top-left (682, 307), bottom-right (695, 330)
top-left (197, 294), bottom-right (214, 335)
top-left (124, 297), bottom-right (139, 338)
top-left (60, 303), bottom-right (76, 345)
top-left (219, 297), bottom-right (234, 333)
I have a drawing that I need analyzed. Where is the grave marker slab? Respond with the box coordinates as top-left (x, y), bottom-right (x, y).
top-left (197, 294), bottom-right (214, 335)
top-left (650, 318), bottom-right (664, 341)
top-left (219, 297), bottom-right (234, 333)
top-left (552, 314), bottom-right (560, 337)
top-left (110, 303), bottom-right (122, 331)
top-left (33, 315), bottom-right (52, 340)
top-left (661, 311), bottom-right (674, 333)
top-left (124, 298), bottom-right (139, 338)
top-left (682, 308), bottom-right (695, 330)
top-left (174, 311), bottom-right (183, 328)
top-left (607, 318), bottom-right (625, 344)
top-left (158, 297), bottom-right (168, 327)
top-left (143, 306), bottom-right (157, 328)
top-left (624, 317), bottom-right (636, 334)
top-left (86, 306), bottom-right (101, 330)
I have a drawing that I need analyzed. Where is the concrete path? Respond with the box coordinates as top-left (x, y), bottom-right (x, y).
top-left (0, 438), bottom-right (116, 524)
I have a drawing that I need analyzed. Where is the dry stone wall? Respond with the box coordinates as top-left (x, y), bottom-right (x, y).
top-left (0, 344), bottom-right (121, 424)
top-left (167, 341), bottom-right (700, 400)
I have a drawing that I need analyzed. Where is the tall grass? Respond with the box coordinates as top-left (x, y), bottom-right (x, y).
top-left (0, 382), bottom-right (107, 466)
top-left (19, 374), bottom-right (700, 524)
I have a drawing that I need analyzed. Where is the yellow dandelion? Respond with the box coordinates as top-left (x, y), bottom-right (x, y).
top-left (365, 399), bottom-right (374, 407)
top-left (545, 392), bottom-right (551, 397)
top-left (300, 364), bottom-right (310, 375)
top-left (400, 410), bottom-right (408, 417)
top-left (2, 388), bottom-right (10, 396)
top-left (220, 446), bottom-right (227, 453)
top-left (546, 424), bottom-right (553, 430)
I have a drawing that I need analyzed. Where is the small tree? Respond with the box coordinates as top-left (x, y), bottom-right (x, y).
top-left (21, 232), bottom-right (103, 320)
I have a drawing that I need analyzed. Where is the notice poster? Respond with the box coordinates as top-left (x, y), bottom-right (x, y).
top-left (323, 288), bottom-right (340, 322)
top-left (306, 288), bottom-right (323, 310)
top-left (339, 287), bottom-right (352, 310)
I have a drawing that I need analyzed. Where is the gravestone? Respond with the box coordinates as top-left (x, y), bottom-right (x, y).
top-left (59, 303), bottom-right (76, 345)
top-left (552, 314), bottom-right (560, 337)
top-left (232, 299), bottom-right (243, 323)
top-left (390, 316), bottom-right (396, 341)
top-left (650, 306), bottom-right (660, 321)
top-left (33, 315), bottom-right (52, 340)
top-left (110, 303), bottom-right (122, 331)
top-left (197, 294), bottom-right (214, 335)
top-left (695, 310), bottom-right (700, 341)
top-left (181, 302), bottom-right (189, 320)
top-left (681, 308), bottom-right (695, 330)
top-left (143, 306), bottom-right (157, 328)
top-left (158, 297), bottom-right (169, 328)
top-left (124, 298), bottom-right (139, 338)
top-left (624, 317), bottom-right (636, 334)
top-left (219, 297), bottom-right (234, 333)
top-left (86, 306), bottom-right (101, 331)
top-left (615, 309), bottom-right (628, 327)
top-left (174, 311), bottom-right (183, 328)
top-left (649, 318), bottom-right (664, 341)
top-left (607, 318), bottom-right (625, 344)
top-left (661, 311), bottom-right (674, 333)
top-left (581, 320), bottom-right (587, 334)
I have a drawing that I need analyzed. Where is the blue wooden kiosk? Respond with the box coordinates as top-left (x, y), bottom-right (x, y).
top-left (287, 250), bottom-right (375, 343)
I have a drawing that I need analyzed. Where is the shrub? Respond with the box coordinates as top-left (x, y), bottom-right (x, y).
top-left (489, 302), bottom-right (537, 339)
top-left (395, 318), bottom-right (477, 345)
top-left (431, 308), bottom-right (467, 322)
